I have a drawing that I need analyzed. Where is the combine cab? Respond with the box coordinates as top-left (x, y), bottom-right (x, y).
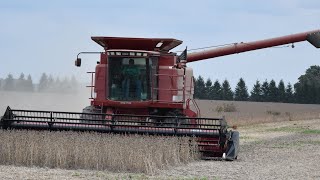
top-left (1, 30), bottom-right (320, 160)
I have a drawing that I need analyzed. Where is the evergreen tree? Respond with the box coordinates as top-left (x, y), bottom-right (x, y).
top-left (47, 75), bottom-right (55, 92)
top-left (48, 75), bottom-right (54, 84)
top-left (60, 77), bottom-right (72, 93)
top-left (221, 79), bottom-right (233, 100)
top-left (205, 78), bottom-right (213, 100)
top-left (194, 76), bottom-right (206, 99)
top-left (261, 80), bottom-right (270, 102)
top-left (269, 79), bottom-right (278, 102)
top-left (18, 73), bottom-right (25, 80)
top-left (38, 73), bottom-right (48, 92)
top-left (234, 78), bottom-right (249, 101)
top-left (53, 77), bottom-right (61, 92)
top-left (17, 73), bottom-right (26, 91)
top-left (250, 80), bottom-right (262, 102)
top-left (294, 65), bottom-right (320, 104)
top-left (212, 80), bottom-right (222, 100)
top-left (285, 83), bottom-right (294, 103)
top-left (294, 81), bottom-right (308, 103)
top-left (26, 74), bottom-right (34, 92)
top-left (3, 74), bottom-right (15, 91)
top-left (309, 83), bottom-right (318, 104)
top-left (277, 80), bottom-right (286, 102)
top-left (71, 75), bottom-right (79, 93)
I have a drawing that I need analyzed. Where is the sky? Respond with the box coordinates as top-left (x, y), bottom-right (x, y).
top-left (1, 0), bottom-right (320, 90)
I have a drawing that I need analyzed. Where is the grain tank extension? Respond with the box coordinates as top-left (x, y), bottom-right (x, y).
top-left (1, 30), bottom-right (320, 160)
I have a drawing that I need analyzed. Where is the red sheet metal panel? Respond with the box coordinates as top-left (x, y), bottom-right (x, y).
top-left (91, 36), bottom-right (182, 52)
top-left (187, 29), bottom-right (320, 63)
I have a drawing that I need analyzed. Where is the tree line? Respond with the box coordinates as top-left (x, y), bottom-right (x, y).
top-left (194, 65), bottom-right (320, 104)
top-left (0, 73), bottom-right (79, 93)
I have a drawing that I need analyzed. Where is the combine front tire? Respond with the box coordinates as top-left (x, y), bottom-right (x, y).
top-left (80, 106), bottom-right (104, 124)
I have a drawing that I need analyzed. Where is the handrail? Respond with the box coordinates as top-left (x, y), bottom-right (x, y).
top-left (192, 99), bottom-right (201, 117)
top-left (151, 72), bottom-right (190, 103)
top-left (87, 72), bottom-right (95, 99)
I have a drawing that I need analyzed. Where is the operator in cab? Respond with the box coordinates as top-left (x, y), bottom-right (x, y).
top-left (121, 59), bottom-right (141, 100)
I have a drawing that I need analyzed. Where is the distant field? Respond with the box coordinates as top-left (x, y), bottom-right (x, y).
top-left (1, 91), bottom-right (319, 126)
top-left (195, 99), bottom-right (320, 126)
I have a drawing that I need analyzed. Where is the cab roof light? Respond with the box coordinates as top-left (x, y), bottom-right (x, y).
top-left (108, 51), bottom-right (148, 56)
top-left (156, 42), bottom-right (163, 48)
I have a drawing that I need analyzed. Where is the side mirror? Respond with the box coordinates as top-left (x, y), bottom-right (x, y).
top-left (75, 58), bottom-right (81, 67)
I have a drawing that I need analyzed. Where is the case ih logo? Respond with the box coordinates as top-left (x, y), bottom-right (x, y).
top-left (120, 102), bottom-right (132, 104)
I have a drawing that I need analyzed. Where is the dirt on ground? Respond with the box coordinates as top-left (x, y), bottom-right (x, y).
top-left (0, 119), bottom-right (319, 180)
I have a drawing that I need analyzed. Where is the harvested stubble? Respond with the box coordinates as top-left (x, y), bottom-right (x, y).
top-left (0, 130), bottom-right (199, 174)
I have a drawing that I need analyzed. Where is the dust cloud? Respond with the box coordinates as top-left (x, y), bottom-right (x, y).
top-left (0, 88), bottom-right (90, 115)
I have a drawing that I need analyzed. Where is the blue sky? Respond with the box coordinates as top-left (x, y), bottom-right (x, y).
top-left (1, 0), bottom-right (319, 89)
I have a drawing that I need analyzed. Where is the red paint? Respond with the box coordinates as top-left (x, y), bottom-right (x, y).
top-left (91, 37), bottom-right (182, 52)
top-left (88, 29), bottom-right (320, 119)
top-left (94, 64), bottom-right (107, 100)
top-left (187, 30), bottom-right (320, 62)
top-left (100, 53), bottom-right (107, 64)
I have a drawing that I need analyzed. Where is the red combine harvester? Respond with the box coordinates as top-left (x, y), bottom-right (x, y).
top-left (1, 30), bottom-right (320, 160)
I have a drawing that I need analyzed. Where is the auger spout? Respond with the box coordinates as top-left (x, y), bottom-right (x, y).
top-left (186, 30), bottom-right (320, 63)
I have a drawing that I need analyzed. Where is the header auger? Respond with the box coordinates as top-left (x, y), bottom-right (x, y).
top-left (1, 29), bottom-right (320, 160)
